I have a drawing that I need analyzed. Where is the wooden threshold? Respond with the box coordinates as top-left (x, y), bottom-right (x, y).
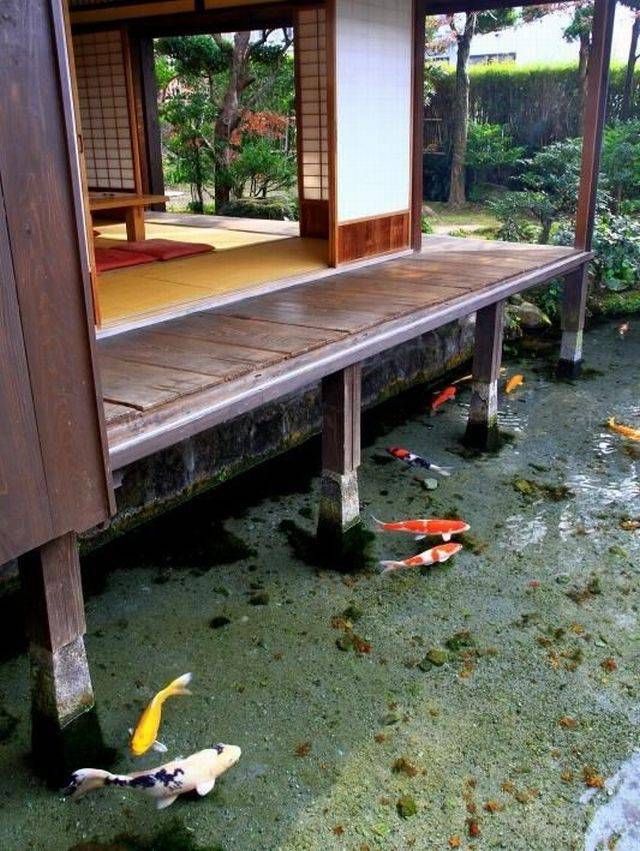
top-left (102, 237), bottom-right (592, 471)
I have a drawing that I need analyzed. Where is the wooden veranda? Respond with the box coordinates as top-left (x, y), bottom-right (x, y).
top-left (101, 236), bottom-right (590, 470)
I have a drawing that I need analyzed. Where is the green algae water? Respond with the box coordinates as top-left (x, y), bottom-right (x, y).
top-left (1, 319), bottom-right (640, 850)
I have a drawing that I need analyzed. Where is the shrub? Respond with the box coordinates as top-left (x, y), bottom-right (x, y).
top-left (554, 214), bottom-right (640, 291)
top-left (465, 122), bottom-right (525, 185)
top-left (217, 196), bottom-right (298, 220)
top-left (601, 121), bottom-right (640, 204)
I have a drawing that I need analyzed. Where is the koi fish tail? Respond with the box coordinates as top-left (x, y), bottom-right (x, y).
top-left (158, 674), bottom-right (193, 703)
top-left (379, 560), bottom-right (403, 573)
top-left (370, 515), bottom-right (387, 532)
top-left (64, 768), bottom-right (123, 799)
top-left (160, 672), bottom-right (193, 701)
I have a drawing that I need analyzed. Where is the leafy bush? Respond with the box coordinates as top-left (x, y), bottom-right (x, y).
top-left (601, 121), bottom-right (640, 204)
top-left (489, 192), bottom-right (542, 243)
top-left (226, 137), bottom-right (296, 199)
top-left (421, 215), bottom-right (434, 234)
top-left (217, 196), bottom-right (298, 220)
top-left (465, 122), bottom-right (525, 184)
top-left (554, 215), bottom-right (640, 292)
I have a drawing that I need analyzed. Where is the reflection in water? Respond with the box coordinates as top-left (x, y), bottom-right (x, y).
top-left (583, 751), bottom-right (640, 851)
top-left (502, 513), bottom-right (547, 550)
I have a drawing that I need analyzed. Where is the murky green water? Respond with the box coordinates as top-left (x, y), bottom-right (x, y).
top-left (1, 319), bottom-right (640, 851)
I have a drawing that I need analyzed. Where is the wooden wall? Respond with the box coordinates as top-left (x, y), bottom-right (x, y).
top-left (0, 0), bottom-right (114, 564)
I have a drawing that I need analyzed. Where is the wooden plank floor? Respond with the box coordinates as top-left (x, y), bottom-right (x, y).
top-left (100, 236), bottom-right (590, 469)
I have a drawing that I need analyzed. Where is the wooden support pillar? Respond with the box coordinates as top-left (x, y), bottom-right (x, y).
top-left (558, 265), bottom-right (589, 378)
top-left (560, 0), bottom-right (616, 374)
top-left (18, 533), bottom-right (102, 785)
top-left (318, 364), bottom-right (362, 541)
top-left (465, 301), bottom-right (505, 451)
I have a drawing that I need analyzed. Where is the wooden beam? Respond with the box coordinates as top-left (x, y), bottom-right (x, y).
top-left (318, 364), bottom-right (362, 540)
top-left (411, 0), bottom-right (426, 251)
top-left (136, 35), bottom-right (166, 207)
top-left (575, 0), bottom-right (616, 251)
top-left (464, 301), bottom-right (504, 450)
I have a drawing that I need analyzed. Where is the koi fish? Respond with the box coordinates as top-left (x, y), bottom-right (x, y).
top-left (372, 516), bottom-right (469, 542)
top-left (431, 385), bottom-right (457, 411)
top-left (65, 745), bottom-right (241, 810)
top-left (619, 322), bottom-right (630, 338)
top-left (387, 447), bottom-right (451, 477)
top-left (380, 542), bottom-right (462, 573)
top-left (505, 374), bottom-right (524, 394)
top-left (607, 417), bottom-right (640, 442)
top-left (129, 672), bottom-right (192, 757)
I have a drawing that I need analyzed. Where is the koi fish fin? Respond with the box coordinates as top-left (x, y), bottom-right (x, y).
top-left (379, 561), bottom-right (402, 573)
top-left (156, 794), bottom-right (179, 810)
top-left (370, 515), bottom-right (386, 532)
top-left (161, 672), bottom-right (193, 700)
top-left (152, 739), bottom-right (168, 754)
top-left (442, 533), bottom-right (452, 542)
top-left (64, 768), bottom-right (121, 799)
top-left (196, 779), bottom-right (216, 796)
top-left (431, 464), bottom-right (451, 478)
top-left (415, 535), bottom-right (426, 541)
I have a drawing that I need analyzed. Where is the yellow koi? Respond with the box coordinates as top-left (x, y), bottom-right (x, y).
top-left (130, 672), bottom-right (192, 757)
top-left (505, 374), bottom-right (524, 394)
top-left (607, 417), bottom-right (640, 442)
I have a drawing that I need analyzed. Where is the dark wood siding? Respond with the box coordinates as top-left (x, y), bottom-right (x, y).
top-left (0, 0), bottom-right (114, 562)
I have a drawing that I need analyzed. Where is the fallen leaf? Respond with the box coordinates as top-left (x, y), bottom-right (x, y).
top-left (583, 766), bottom-right (605, 789)
top-left (448, 837), bottom-right (462, 849)
top-left (558, 716), bottom-right (578, 730)
top-left (484, 800), bottom-right (504, 813)
top-left (601, 657), bottom-right (618, 672)
top-left (295, 741), bottom-right (312, 757)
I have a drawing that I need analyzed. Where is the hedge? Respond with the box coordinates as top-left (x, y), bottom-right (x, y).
top-left (427, 62), bottom-right (640, 152)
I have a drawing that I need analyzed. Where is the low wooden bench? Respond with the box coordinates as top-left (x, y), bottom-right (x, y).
top-left (89, 192), bottom-right (168, 241)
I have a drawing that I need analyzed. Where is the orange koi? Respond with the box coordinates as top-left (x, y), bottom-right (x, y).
top-left (431, 385), bottom-right (457, 411)
top-left (380, 542), bottom-right (462, 573)
top-left (607, 417), bottom-right (640, 442)
top-left (505, 374), bottom-right (524, 394)
top-left (372, 516), bottom-right (469, 542)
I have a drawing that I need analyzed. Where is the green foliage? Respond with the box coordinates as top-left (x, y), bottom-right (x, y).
top-left (489, 192), bottom-right (539, 243)
top-left (428, 62), bottom-right (640, 151)
top-left (227, 137), bottom-right (296, 199)
top-left (555, 215), bottom-right (640, 292)
top-left (465, 121), bottom-right (524, 184)
top-left (421, 215), bottom-right (434, 234)
top-left (218, 196), bottom-right (298, 220)
top-left (162, 92), bottom-right (215, 211)
top-left (475, 8), bottom-right (519, 35)
top-left (601, 121), bottom-right (640, 203)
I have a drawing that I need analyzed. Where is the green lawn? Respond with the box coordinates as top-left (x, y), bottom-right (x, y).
top-left (424, 201), bottom-right (501, 238)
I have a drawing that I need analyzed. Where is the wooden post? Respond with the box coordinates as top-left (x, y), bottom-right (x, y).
top-left (411, 0), bottom-right (426, 252)
top-left (318, 364), bottom-right (362, 541)
top-left (18, 533), bottom-right (102, 785)
top-left (560, 0), bottom-right (616, 375)
top-left (464, 301), bottom-right (504, 451)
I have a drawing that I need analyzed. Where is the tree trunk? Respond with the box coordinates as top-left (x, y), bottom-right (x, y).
top-left (621, 14), bottom-right (640, 120)
top-left (448, 13), bottom-right (476, 207)
top-left (578, 32), bottom-right (590, 133)
top-left (214, 31), bottom-right (253, 211)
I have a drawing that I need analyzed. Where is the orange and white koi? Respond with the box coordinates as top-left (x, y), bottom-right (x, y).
top-left (372, 516), bottom-right (469, 542)
top-left (619, 322), bottom-right (630, 338)
top-left (129, 672), bottom-right (192, 757)
top-left (607, 417), bottom-right (640, 442)
top-left (387, 446), bottom-right (451, 477)
top-left (380, 542), bottom-right (462, 573)
top-left (431, 385), bottom-right (457, 411)
top-left (505, 374), bottom-right (524, 394)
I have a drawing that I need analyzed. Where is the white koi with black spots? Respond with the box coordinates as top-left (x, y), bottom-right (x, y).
top-left (65, 745), bottom-right (241, 809)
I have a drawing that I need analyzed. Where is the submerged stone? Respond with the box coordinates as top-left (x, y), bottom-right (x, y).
top-left (397, 795), bottom-right (418, 818)
top-left (418, 648), bottom-right (449, 669)
top-left (209, 616), bottom-right (231, 629)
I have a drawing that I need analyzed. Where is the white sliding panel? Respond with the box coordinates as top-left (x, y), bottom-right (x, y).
top-left (334, 0), bottom-right (413, 223)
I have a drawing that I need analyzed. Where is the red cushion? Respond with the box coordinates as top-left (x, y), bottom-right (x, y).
top-left (95, 246), bottom-right (156, 273)
top-left (114, 239), bottom-right (213, 261)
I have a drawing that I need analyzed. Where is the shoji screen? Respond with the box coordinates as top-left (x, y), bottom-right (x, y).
top-left (334, 0), bottom-right (412, 224)
top-left (295, 8), bottom-right (330, 238)
top-left (73, 30), bottom-right (137, 191)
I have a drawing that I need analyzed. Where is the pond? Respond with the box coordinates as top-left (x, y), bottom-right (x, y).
top-left (0, 318), bottom-right (639, 850)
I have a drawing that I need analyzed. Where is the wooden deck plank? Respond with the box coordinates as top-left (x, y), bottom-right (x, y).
top-left (224, 299), bottom-right (383, 332)
top-left (103, 401), bottom-right (141, 427)
top-left (100, 354), bottom-right (224, 411)
top-left (100, 330), bottom-right (256, 381)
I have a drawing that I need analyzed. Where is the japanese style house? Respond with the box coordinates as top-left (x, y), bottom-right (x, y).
top-left (0, 0), bottom-right (615, 773)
